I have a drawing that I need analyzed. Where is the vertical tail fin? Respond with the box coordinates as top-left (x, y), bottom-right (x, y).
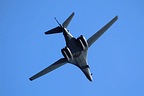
top-left (45, 12), bottom-right (74, 35)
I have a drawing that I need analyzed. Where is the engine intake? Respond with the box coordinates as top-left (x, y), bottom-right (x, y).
top-left (61, 47), bottom-right (73, 61)
top-left (77, 35), bottom-right (88, 50)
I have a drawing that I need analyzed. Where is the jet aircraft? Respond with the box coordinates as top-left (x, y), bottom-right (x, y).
top-left (29, 12), bottom-right (118, 81)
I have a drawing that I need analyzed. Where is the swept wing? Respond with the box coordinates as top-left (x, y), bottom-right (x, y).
top-left (29, 58), bottom-right (67, 81)
top-left (87, 16), bottom-right (118, 47)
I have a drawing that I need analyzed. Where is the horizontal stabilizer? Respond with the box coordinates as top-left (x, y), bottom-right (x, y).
top-left (87, 16), bottom-right (118, 47)
top-left (44, 12), bottom-right (74, 35)
top-left (29, 58), bottom-right (67, 81)
top-left (45, 26), bottom-right (63, 35)
top-left (62, 12), bottom-right (74, 28)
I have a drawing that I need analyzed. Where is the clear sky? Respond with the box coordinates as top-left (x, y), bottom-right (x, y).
top-left (0, 0), bottom-right (144, 96)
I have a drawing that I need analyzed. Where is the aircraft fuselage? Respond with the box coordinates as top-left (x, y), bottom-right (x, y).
top-left (62, 28), bottom-right (93, 81)
top-left (29, 12), bottom-right (118, 82)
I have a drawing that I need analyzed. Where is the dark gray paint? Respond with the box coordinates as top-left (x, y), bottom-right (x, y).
top-left (29, 12), bottom-right (118, 82)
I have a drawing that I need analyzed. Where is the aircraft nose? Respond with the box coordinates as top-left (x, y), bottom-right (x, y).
top-left (87, 74), bottom-right (93, 82)
top-left (84, 69), bottom-right (93, 82)
top-left (89, 76), bottom-right (93, 82)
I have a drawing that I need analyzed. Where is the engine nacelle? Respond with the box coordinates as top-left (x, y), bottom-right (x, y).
top-left (61, 47), bottom-right (73, 61)
top-left (77, 35), bottom-right (88, 50)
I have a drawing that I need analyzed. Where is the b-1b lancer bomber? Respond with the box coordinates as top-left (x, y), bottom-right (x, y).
top-left (29, 12), bottom-right (118, 82)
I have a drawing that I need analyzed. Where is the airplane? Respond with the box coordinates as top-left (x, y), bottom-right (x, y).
top-left (29, 12), bottom-right (118, 82)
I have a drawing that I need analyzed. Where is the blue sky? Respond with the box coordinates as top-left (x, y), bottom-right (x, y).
top-left (0, 0), bottom-right (144, 96)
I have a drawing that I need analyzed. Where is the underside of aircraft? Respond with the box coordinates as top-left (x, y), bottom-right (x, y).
top-left (29, 12), bottom-right (118, 82)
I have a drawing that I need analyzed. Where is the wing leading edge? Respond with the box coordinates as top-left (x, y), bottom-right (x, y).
top-left (87, 16), bottom-right (118, 47)
top-left (29, 58), bottom-right (67, 81)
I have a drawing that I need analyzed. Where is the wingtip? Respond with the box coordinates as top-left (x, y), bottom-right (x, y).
top-left (115, 15), bottom-right (118, 20)
top-left (29, 78), bottom-right (33, 81)
top-left (72, 12), bottom-right (75, 15)
top-left (44, 32), bottom-right (48, 35)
